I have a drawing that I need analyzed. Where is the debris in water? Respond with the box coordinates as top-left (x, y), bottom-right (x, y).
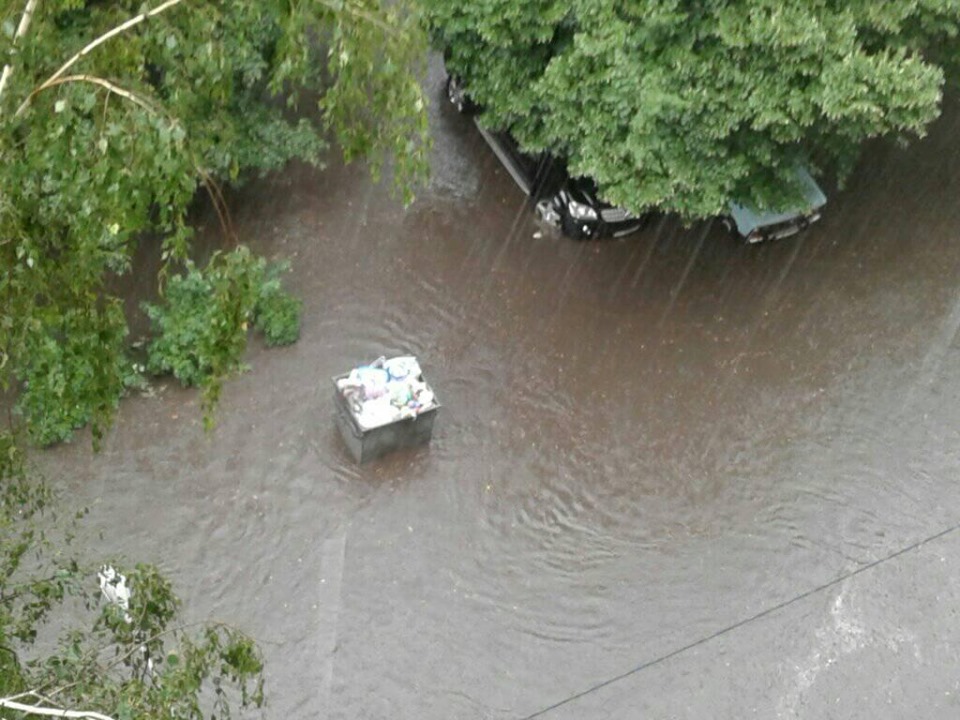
top-left (98, 565), bottom-right (131, 623)
top-left (333, 355), bottom-right (440, 463)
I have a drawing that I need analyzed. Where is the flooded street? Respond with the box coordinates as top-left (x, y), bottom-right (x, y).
top-left (40, 60), bottom-right (960, 719)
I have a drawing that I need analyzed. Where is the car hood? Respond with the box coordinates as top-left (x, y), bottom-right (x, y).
top-left (729, 167), bottom-right (827, 235)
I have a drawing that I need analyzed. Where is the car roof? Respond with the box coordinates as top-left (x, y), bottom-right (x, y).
top-left (728, 167), bottom-right (827, 235)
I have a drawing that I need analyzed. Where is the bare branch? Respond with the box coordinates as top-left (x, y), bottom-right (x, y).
top-left (1, 572), bottom-right (90, 604)
top-left (196, 167), bottom-right (236, 246)
top-left (1, 692), bottom-right (35, 703)
top-left (29, 75), bottom-right (160, 115)
top-left (0, 0), bottom-right (40, 106)
top-left (0, 696), bottom-right (115, 720)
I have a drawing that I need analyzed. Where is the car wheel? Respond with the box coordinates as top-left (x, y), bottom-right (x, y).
top-left (612, 221), bottom-right (646, 238)
top-left (535, 199), bottom-right (561, 228)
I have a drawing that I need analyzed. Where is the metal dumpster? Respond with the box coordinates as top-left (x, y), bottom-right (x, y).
top-left (332, 372), bottom-right (440, 464)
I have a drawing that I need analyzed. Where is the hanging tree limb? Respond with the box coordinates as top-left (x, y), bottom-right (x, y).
top-left (14, 0), bottom-right (185, 117)
top-left (3, 0), bottom-right (235, 245)
top-left (19, 71), bottom-right (236, 247)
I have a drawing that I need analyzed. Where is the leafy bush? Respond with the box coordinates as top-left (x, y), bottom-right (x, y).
top-left (144, 267), bottom-right (230, 389)
top-left (143, 246), bottom-right (300, 423)
top-left (14, 243), bottom-right (300, 445)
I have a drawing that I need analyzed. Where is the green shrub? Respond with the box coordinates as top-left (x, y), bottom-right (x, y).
top-left (143, 247), bottom-right (301, 423)
top-left (254, 263), bottom-right (302, 347)
top-left (144, 265), bottom-right (229, 388)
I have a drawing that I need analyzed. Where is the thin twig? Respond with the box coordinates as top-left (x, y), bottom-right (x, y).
top-left (0, 0), bottom-right (40, 107)
top-left (42, 618), bottom-right (232, 695)
top-left (7, 0), bottom-right (234, 247)
top-left (196, 167), bottom-right (236, 245)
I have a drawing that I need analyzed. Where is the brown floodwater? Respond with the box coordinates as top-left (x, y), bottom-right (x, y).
top-left (39, 61), bottom-right (960, 719)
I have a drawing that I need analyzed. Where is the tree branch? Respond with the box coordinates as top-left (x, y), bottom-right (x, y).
top-left (4, 0), bottom-right (237, 247)
top-left (0, 0), bottom-right (40, 107)
top-left (15, 74), bottom-right (236, 246)
top-left (24, 75), bottom-right (160, 115)
top-left (14, 0), bottom-right (185, 117)
top-left (0, 697), bottom-right (115, 720)
top-left (196, 167), bottom-right (236, 246)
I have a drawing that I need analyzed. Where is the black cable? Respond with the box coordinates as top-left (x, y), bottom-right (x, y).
top-left (520, 519), bottom-right (960, 719)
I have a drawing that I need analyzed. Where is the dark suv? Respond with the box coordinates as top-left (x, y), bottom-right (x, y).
top-left (446, 75), bottom-right (648, 240)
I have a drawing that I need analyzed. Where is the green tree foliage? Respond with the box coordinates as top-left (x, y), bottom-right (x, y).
top-left (253, 262), bottom-right (302, 348)
top-left (427, 0), bottom-right (960, 217)
top-left (0, 433), bottom-right (266, 720)
top-left (15, 301), bottom-right (144, 447)
top-left (0, 0), bottom-right (429, 445)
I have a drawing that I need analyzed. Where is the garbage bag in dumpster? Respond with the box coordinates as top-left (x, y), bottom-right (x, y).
top-left (333, 356), bottom-right (440, 463)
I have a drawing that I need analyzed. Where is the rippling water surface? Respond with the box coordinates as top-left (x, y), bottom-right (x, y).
top-left (40, 60), bottom-right (960, 719)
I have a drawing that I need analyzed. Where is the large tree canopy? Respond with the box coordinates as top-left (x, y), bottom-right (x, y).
top-left (428, 0), bottom-right (960, 217)
top-left (0, 0), bottom-right (429, 445)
